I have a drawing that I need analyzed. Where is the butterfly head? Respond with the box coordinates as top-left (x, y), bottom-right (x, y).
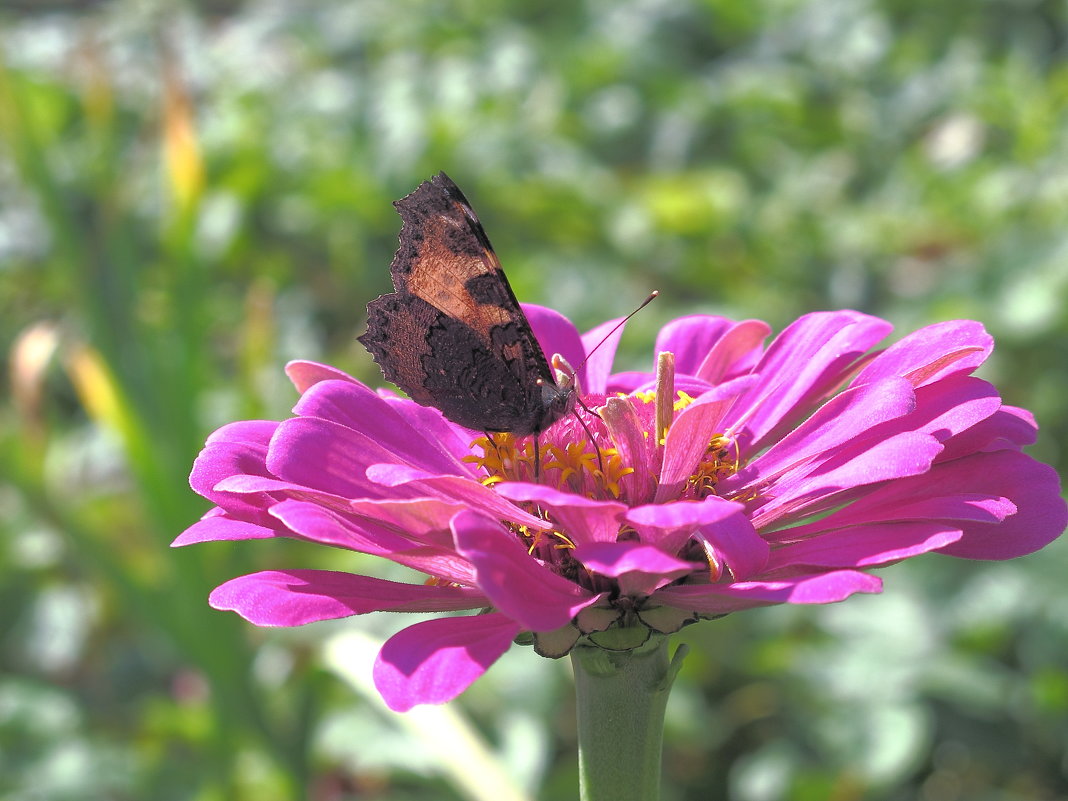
top-left (532, 353), bottom-right (580, 434)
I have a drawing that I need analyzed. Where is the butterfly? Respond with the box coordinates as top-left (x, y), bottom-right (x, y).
top-left (358, 172), bottom-right (577, 439)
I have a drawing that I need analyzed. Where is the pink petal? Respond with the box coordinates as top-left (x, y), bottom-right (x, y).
top-left (451, 511), bottom-right (600, 631)
top-left (348, 497), bottom-right (466, 544)
top-left (267, 417), bottom-right (414, 498)
top-left (654, 570), bottom-right (882, 614)
top-left (742, 375), bottom-right (1000, 511)
top-left (272, 498), bottom-right (417, 551)
top-left (285, 360), bottom-right (360, 394)
top-left (695, 319), bottom-right (771, 383)
top-left (492, 482), bottom-right (627, 545)
top-left (749, 431), bottom-right (944, 529)
top-left (657, 374), bottom-right (760, 502)
top-left (204, 419), bottom-right (279, 447)
top-left (572, 541), bottom-right (696, 595)
top-left (902, 375), bottom-right (1001, 444)
top-left (523, 304), bottom-right (587, 388)
top-left (740, 376), bottom-right (1002, 531)
top-left (601, 397), bottom-right (658, 504)
top-left (213, 473), bottom-right (351, 506)
top-left (374, 613), bottom-right (521, 711)
top-left (724, 377), bottom-right (917, 494)
top-left (653, 315), bottom-right (735, 376)
top-left (727, 311), bottom-right (893, 452)
top-left (774, 492), bottom-right (1016, 543)
top-left (273, 499), bottom-right (478, 584)
top-left (209, 569), bottom-right (487, 626)
top-left (605, 370), bottom-right (657, 394)
top-left (853, 320), bottom-right (993, 388)
top-left (380, 396), bottom-right (478, 464)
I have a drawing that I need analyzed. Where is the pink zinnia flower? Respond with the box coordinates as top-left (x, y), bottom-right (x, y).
top-left (174, 306), bottom-right (1066, 711)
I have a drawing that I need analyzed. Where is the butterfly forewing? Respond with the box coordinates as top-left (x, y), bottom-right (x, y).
top-left (359, 173), bottom-right (570, 436)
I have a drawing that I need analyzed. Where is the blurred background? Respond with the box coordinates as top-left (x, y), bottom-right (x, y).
top-left (2, 1), bottom-right (1067, 799)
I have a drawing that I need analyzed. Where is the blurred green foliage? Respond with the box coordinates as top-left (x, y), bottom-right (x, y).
top-left (1, 1), bottom-right (1067, 799)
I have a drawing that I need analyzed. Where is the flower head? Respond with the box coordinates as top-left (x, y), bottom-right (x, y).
top-left (175, 305), bottom-right (1066, 711)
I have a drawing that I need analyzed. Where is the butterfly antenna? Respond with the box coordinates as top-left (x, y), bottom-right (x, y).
top-left (574, 290), bottom-right (659, 374)
top-left (565, 291), bottom-right (658, 479)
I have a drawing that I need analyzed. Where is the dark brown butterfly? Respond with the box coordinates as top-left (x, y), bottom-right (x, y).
top-left (358, 172), bottom-right (576, 437)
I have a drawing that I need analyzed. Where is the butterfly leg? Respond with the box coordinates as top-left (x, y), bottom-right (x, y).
top-left (572, 411), bottom-right (605, 475)
top-left (483, 432), bottom-right (504, 466)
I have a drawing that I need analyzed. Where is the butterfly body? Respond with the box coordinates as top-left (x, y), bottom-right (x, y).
top-left (359, 173), bottom-right (575, 436)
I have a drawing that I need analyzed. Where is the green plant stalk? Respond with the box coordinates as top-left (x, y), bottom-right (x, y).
top-left (570, 633), bottom-right (688, 801)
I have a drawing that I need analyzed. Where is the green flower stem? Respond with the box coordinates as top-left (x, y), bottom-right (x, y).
top-left (570, 633), bottom-right (688, 801)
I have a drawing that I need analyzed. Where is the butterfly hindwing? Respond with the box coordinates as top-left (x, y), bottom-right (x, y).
top-left (359, 173), bottom-right (570, 435)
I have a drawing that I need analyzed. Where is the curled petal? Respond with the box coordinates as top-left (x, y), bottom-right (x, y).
top-left (654, 315), bottom-right (736, 376)
top-left (696, 509), bottom-right (770, 581)
top-left (574, 541), bottom-right (696, 596)
top-left (766, 521), bottom-right (964, 571)
top-left (190, 421), bottom-right (280, 520)
top-left (373, 613), bottom-right (521, 711)
top-left (938, 406), bottom-right (1037, 461)
top-left (285, 360), bottom-right (359, 394)
top-left (627, 496), bottom-right (746, 554)
top-left (929, 451), bottom-right (1067, 559)
top-left (209, 569), bottom-right (487, 626)
top-left (452, 511), bottom-right (600, 631)
top-left (172, 512), bottom-right (280, 546)
top-left (601, 396), bottom-right (658, 504)
top-left (654, 570), bottom-right (883, 615)
top-left (853, 320), bottom-right (993, 388)
top-left (366, 464), bottom-right (550, 531)
top-left (493, 481), bottom-right (628, 545)
top-left (694, 319), bottom-right (770, 383)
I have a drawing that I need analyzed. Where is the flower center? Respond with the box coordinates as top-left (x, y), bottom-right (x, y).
top-left (684, 433), bottom-right (742, 500)
top-left (465, 387), bottom-right (744, 506)
top-left (461, 354), bottom-right (747, 594)
top-left (465, 405), bottom-right (631, 501)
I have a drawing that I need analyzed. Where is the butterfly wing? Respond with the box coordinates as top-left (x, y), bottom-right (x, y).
top-left (359, 173), bottom-right (564, 435)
